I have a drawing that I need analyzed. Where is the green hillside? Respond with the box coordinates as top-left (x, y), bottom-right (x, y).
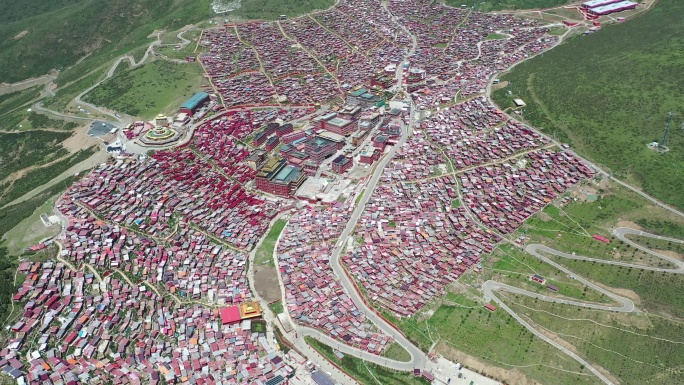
top-left (228, 0), bottom-right (334, 20)
top-left (82, 60), bottom-right (208, 120)
top-left (445, 0), bottom-right (574, 11)
top-left (493, 0), bottom-right (684, 209)
top-left (0, 0), bottom-right (214, 83)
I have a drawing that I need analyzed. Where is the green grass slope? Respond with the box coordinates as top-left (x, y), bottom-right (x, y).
top-left (446, 0), bottom-right (574, 11)
top-left (492, 0), bottom-right (684, 210)
top-left (0, 0), bottom-right (213, 83)
top-left (82, 60), bottom-right (208, 119)
top-left (507, 295), bottom-right (684, 385)
top-left (228, 0), bottom-right (334, 20)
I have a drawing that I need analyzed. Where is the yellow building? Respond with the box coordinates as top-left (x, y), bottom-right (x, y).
top-left (239, 301), bottom-right (262, 320)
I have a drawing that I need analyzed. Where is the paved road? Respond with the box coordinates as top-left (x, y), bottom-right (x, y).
top-left (325, 113), bottom-right (427, 371)
top-left (247, 214), bottom-right (361, 385)
top-left (482, 280), bottom-right (618, 385)
top-left (0, 73), bottom-right (57, 96)
top-left (33, 102), bottom-right (101, 122)
top-left (32, 32), bottom-right (164, 127)
top-left (74, 34), bottom-right (161, 126)
top-left (482, 227), bottom-right (684, 385)
top-left (529, 227), bottom-right (684, 274)
top-left (615, 227), bottom-right (684, 266)
top-left (268, 118), bottom-right (426, 373)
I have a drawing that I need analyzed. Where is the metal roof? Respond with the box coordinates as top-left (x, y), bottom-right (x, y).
top-left (180, 92), bottom-right (209, 110)
top-left (589, 0), bottom-right (637, 12)
top-left (582, 0), bottom-right (620, 7)
top-left (311, 371), bottom-right (335, 385)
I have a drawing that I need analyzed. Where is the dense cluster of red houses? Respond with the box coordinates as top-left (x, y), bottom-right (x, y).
top-left (343, 177), bottom-right (501, 315)
top-left (3, 260), bottom-right (292, 384)
top-left (2, 0), bottom-right (600, 380)
top-left (68, 149), bottom-right (280, 251)
top-left (380, 132), bottom-right (446, 182)
top-left (460, 149), bottom-right (594, 234)
top-left (277, 204), bottom-right (393, 354)
top-left (420, 97), bottom-right (549, 171)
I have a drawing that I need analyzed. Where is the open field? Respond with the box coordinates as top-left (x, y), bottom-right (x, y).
top-left (382, 342), bottom-right (412, 362)
top-left (0, 131), bottom-right (71, 181)
top-left (519, 180), bottom-right (684, 268)
top-left (548, 254), bottom-right (684, 319)
top-left (445, 0), bottom-right (575, 11)
top-left (0, 147), bottom-right (97, 208)
top-left (0, 86), bottom-right (42, 119)
top-left (1, 196), bottom-right (61, 255)
top-left (634, 219), bottom-right (684, 239)
top-left (487, 244), bottom-right (613, 304)
top-left (492, 0), bottom-right (684, 210)
top-left (624, 233), bottom-right (684, 259)
top-left (254, 219), bottom-right (287, 303)
top-left (268, 301), bottom-right (284, 315)
top-left (82, 60), bottom-right (208, 119)
top-left (305, 337), bottom-right (430, 385)
top-left (227, 0), bottom-right (335, 20)
top-left (45, 69), bottom-right (108, 111)
top-left (420, 294), bottom-right (600, 385)
top-left (505, 293), bottom-right (684, 384)
top-left (486, 33), bottom-right (508, 40)
top-left (0, 0), bottom-right (214, 84)
top-left (156, 29), bottom-right (205, 60)
top-left (255, 219), bottom-right (287, 267)
top-left (156, 44), bottom-right (204, 61)
top-left (0, 247), bottom-right (19, 326)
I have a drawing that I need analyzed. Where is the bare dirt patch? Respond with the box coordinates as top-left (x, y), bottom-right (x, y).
top-left (617, 220), bottom-right (642, 230)
top-left (61, 125), bottom-right (101, 152)
top-left (254, 265), bottom-right (282, 303)
top-left (655, 249), bottom-right (684, 262)
top-left (13, 30), bottom-right (29, 40)
top-left (596, 282), bottom-right (642, 306)
top-left (434, 343), bottom-right (539, 385)
top-left (538, 212), bottom-right (553, 222)
top-left (492, 80), bottom-right (508, 90)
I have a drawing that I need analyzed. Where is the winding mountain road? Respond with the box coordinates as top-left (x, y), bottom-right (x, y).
top-left (74, 32), bottom-right (163, 125)
top-left (482, 227), bottom-right (684, 385)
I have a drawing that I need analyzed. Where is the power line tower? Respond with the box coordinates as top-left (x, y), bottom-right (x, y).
top-left (660, 112), bottom-right (675, 149)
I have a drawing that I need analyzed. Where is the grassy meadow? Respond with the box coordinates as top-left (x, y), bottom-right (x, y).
top-left (0, 0), bottom-right (214, 84)
top-left (446, 0), bottom-right (575, 11)
top-left (305, 337), bottom-right (430, 385)
top-left (254, 219), bottom-right (287, 267)
top-left (425, 294), bottom-right (600, 385)
top-left (492, 0), bottom-right (684, 210)
top-left (227, 0), bottom-right (335, 20)
top-left (82, 60), bottom-right (208, 119)
top-left (505, 293), bottom-right (684, 384)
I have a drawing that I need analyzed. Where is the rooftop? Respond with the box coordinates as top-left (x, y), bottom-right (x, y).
top-left (318, 131), bottom-right (346, 142)
top-left (312, 371), bottom-right (335, 385)
top-left (350, 88), bottom-right (367, 97)
top-left (180, 92), bottom-right (209, 110)
top-left (327, 117), bottom-right (352, 127)
top-left (274, 165), bottom-right (302, 183)
top-left (257, 156), bottom-right (287, 179)
top-left (332, 155), bottom-right (351, 166)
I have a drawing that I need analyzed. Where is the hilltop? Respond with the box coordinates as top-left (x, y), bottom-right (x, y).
top-left (0, 0), bottom-right (214, 84)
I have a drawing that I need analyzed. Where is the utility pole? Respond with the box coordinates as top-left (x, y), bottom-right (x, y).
top-left (660, 112), bottom-right (675, 148)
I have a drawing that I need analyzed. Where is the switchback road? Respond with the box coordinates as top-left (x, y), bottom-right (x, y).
top-left (483, 227), bottom-right (684, 385)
